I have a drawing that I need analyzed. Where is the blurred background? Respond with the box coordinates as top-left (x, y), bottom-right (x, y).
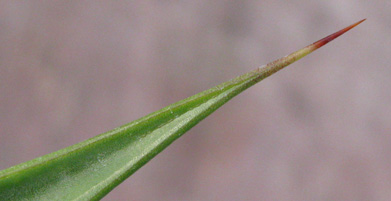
top-left (0, 1), bottom-right (389, 200)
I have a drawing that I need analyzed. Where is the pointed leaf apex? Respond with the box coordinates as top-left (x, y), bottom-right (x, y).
top-left (256, 19), bottom-right (365, 77)
top-left (311, 18), bottom-right (366, 50)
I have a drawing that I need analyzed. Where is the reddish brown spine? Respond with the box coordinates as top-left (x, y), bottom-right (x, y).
top-left (312, 19), bottom-right (366, 49)
top-left (256, 19), bottom-right (365, 78)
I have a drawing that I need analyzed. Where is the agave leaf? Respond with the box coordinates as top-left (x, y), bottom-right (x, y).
top-left (0, 19), bottom-right (365, 201)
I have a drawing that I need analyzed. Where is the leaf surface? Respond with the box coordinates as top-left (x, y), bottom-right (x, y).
top-left (0, 19), bottom-right (365, 201)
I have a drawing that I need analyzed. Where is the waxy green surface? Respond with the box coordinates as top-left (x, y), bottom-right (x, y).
top-left (0, 19), bottom-right (365, 201)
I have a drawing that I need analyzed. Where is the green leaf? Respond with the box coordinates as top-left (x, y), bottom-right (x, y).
top-left (0, 19), bottom-right (365, 201)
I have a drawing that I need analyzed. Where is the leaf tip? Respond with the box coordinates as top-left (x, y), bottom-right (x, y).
top-left (311, 18), bottom-right (366, 50)
top-left (255, 19), bottom-right (365, 79)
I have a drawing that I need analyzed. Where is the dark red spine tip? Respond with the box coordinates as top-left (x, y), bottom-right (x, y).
top-left (312, 19), bottom-right (366, 49)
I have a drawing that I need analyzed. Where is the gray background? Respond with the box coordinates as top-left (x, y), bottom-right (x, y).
top-left (0, 1), bottom-right (389, 201)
